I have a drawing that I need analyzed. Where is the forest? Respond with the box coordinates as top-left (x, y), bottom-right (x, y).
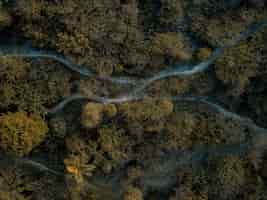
top-left (0, 0), bottom-right (267, 199)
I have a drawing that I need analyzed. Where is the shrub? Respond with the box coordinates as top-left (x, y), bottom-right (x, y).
top-left (215, 41), bottom-right (259, 96)
top-left (119, 99), bottom-right (174, 122)
top-left (159, 0), bottom-right (184, 27)
top-left (0, 7), bottom-right (12, 29)
top-left (0, 58), bottom-right (71, 115)
top-left (151, 32), bottom-right (192, 61)
top-left (196, 47), bottom-right (212, 61)
top-left (81, 103), bottom-right (117, 129)
top-left (123, 186), bottom-right (143, 200)
top-left (0, 112), bottom-right (48, 156)
top-left (210, 155), bottom-right (246, 199)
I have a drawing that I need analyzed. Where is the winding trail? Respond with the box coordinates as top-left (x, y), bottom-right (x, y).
top-left (1, 133), bottom-right (262, 198)
top-left (46, 93), bottom-right (142, 115)
top-left (1, 10), bottom-right (267, 199)
top-left (0, 152), bottom-right (62, 176)
top-left (48, 93), bottom-right (266, 134)
top-left (45, 15), bottom-right (267, 137)
top-left (1, 93), bottom-right (267, 197)
top-left (0, 43), bottom-right (93, 76)
top-left (31, 15), bottom-right (267, 114)
top-left (171, 96), bottom-right (267, 134)
top-left (130, 16), bottom-right (267, 95)
top-left (1, 17), bottom-right (267, 93)
top-left (0, 43), bottom-right (139, 85)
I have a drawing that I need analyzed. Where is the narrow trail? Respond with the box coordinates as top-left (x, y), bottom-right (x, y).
top-left (41, 16), bottom-right (267, 114)
top-left (0, 43), bottom-right (139, 85)
top-left (44, 16), bottom-right (267, 140)
top-left (1, 93), bottom-right (267, 197)
top-left (47, 93), bottom-right (267, 135)
top-left (1, 9), bottom-right (267, 199)
top-left (0, 133), bottom-right (263, 198)
top-left (1, 17), bottom-right (267, 94)
top-left (0, 153), bottom-right (63, 176)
